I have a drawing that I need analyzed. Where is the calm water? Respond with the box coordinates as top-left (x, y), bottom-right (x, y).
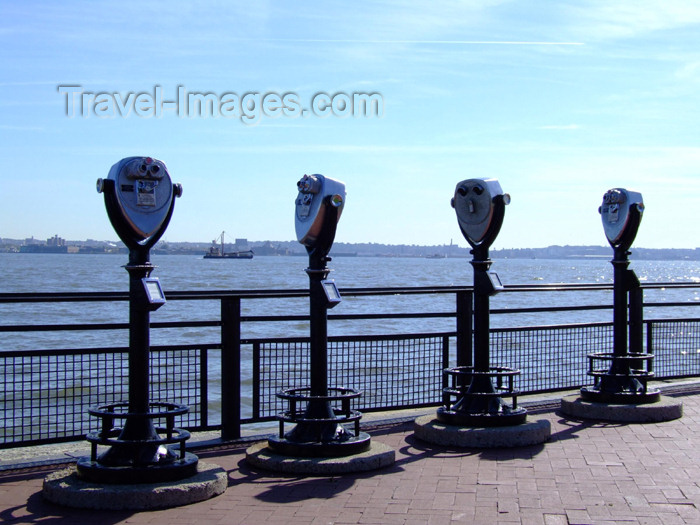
top-left (2, 253), bottom-right (700, 425)
top-left (2, 253), bottom-right (700, 351)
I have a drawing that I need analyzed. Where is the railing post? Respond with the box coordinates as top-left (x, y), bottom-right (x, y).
top-left (456, 290), bottom-right (473, 368)
top-left (221, 296), bottom-right (241, 440)
top-left (646, 321), bottom-right (653, 370)
top-left (200, 348), bottom-right (208, 428)
top-left (442, 335), bottom-right (450, 391)
top-left (629, 286), bottom-right (644, 371)
top-left (252, 342), bottom-right (261, 420)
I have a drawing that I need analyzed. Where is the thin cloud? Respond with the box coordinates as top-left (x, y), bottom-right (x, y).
top-left (539, 124), bottom-right (581, 130)
top-left (263, 38), bottom-right (584, 46)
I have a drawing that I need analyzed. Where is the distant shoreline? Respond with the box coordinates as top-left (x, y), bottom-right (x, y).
top-left (2, 236), bottom-right (699, 260)
top-left (2, 247), bottom-right (699, 261)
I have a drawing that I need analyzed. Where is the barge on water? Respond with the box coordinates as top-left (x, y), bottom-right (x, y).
top-left (203, 231), bottom-right (254, 259)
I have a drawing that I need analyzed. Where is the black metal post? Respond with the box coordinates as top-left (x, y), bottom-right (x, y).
top-left (96, 248), bottom-right (161, 465)
top-left (612, 252), bottom-right (629, 370)
top-left (581, 246), bottom-right (659, 403)
top-left (279, 256), bottom-right (346, 442)
top-left (471, 257), bottom-right (494, 395)
top-left (221, 296), bottom-right (241, 440)
top-left (437, 247), bottom-right (526, 426)
top-left (291, 253), bottom-right (337, 429)
top-left (124, 253), bottom-right (158, 439)
top-left (603, 249), bottom-right (640, 391)
top-left (307, 257), bottom-right (332, 404)
top-left (77, 245), bottom-right (199, 482)
top-left (268, 252), bottom-right (370, 456)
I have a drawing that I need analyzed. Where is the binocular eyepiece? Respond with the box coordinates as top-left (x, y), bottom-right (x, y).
top-left (135, 158), bottom-right (162, 179)
top-left (297, 174), bottom-right (322, 194)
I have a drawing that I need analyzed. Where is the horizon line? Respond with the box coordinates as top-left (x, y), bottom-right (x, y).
top-left (3, 237), bottom-right (698, 252)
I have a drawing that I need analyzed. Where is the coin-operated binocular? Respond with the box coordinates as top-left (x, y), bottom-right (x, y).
top-left (581, 188), bottom-right (659, 404)
top-left (453, 178), bottom-right (510, 249)
top-left (268, 174), bottom-right (371, 458)
top-left (97, 156), bottom-right (183, 255)
top-left (600, 188), bottom-right (644, 256)
top-left (452, 178), bottom-right (510, 293)
top-left (295, 174), bottom-right (346, 261)
top-left (96, 156), bottom-right (183, 310)
top-left (438, 178), bottom-right (526, 427)
top-left (295, 174), bottom-right (345, 307)
top-left (77, 157), bottom-right (196, 484)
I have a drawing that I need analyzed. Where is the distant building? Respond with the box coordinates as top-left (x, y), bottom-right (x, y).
top-left (19, 234), bottom-right (69, 253)
top-left (46, 235), bottom-right (66, 247)
top-left (254, 241), bottom-right (290, 256)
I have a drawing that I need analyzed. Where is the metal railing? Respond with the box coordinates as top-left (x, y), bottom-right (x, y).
top-left (1, 283), bottom-right (699, 448)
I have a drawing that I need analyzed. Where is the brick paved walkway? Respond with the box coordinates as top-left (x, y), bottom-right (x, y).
top-left (1, 394), bottom-right (700, 524)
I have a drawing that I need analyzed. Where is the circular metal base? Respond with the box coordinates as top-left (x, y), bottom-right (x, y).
top-left (580, 386), bottom-right (661, 405)
top-left (76, 452), bottom-right (199, 484)
top-left (436, 406), bottom-right (528, 427)
top-left (267, 432), bottom-right (371, 458)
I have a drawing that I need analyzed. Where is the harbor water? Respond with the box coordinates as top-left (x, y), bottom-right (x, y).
top-left (2, 253), bottom-right (700, 346)
top-left (2, 253), bottom-right (700, 427)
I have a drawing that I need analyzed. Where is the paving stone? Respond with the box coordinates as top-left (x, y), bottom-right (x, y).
top-left (4, 393), bottom-right (700, 523)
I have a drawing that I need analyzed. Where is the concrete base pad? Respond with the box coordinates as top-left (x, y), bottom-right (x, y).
top-left (246, 441), bottom-right (395, 475)
top-left (413, 415), bottom-right (551, 448)
top-left (42, 462), bottom-right (227, 510)
top-left (560, 394), bottom-right (683, 423)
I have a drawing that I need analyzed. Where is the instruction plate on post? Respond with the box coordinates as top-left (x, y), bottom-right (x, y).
top-left (142, 277), bottom-right (166, 308)
top-left (321, 279), bottom-right (342, 308)
top-left (487, 272), bottom-right (504, 292)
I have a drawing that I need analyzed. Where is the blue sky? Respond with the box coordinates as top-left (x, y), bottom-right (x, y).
top-left (2, 1), bottom-right (700, 249)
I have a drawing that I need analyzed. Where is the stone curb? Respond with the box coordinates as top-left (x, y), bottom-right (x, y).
top-left (560, 394), bottom-right (683, 423)
top-left (245, 441), bottom-right (395, 475)
top-left (413, 415), bottom-right (551, 448)
top-left (42, 462), bottom-right (227, 510)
